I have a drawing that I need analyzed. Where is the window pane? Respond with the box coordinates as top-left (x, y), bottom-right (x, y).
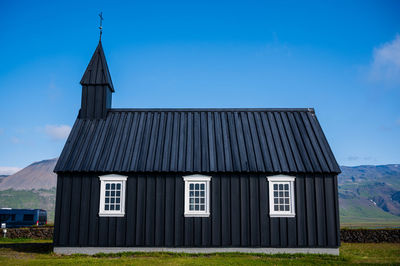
top-left (279, 192), bottom-right (283, 197)
top-left (106, 191), bottom-right (110, 196)
top-left (285, 205), bottom-right (290, 211)
top-left (189, 205), bottom-right (194, 210)
top-left (111, 191), bottom-right (115, 196)
top-left (274, 198), bottom-right (278, 204)
top-left (200, 205), bottom-right (205, 211)
top-left (105, 198), bottom-right (109, 203)
top-left (200, 191), bottom-right (204, 197)
top-left (280, 205), bottom-right (284, 211)
top-left (117, 183), bottom-right (121, 190)
top-left (195, 198), bottom-right (199, 203)
top-left (274, 205), bottom-right (278, 211)
top-left (190, 184), bottom-right (194, 190)
top-left (111, 198), bottom-right (115, 203)
top-left (105, 205), bottom-right (109, 210)
top-left (195, 184), bottom-right (199, 190)
top-left (190, 198), bottom-right (194, 203)
top-left (111, 183), bottom-right (115, 190)
top-left (195, 205), bottom-right (199, 211)
top-left (116, 205), bottom-right (120, 211)
top-left (106, 183), bottom-right (110, 189)
top-left (285, 192), bottom-right (289, 197)
top-left (279, 184), bottom-right (283, 190)
top-left (285, 198), bottom-right (289, 204)
top-left (200, 183), bottom-right (205, 190)
top-left (110, 205), bottom-right (114, 210)
top-left (280, 198), bottom-right (284, 204)
top-left (200, 198), bottom-right (204, 203)
top-left (190, 191), bottom-right (194, 197)
top-left (273, 184), bottom-right (278, 190)
top-left (116, 191), bottom-right (120, 197)
top-left (116, 198), bottom-right (120, 204)
top-left (284, 184), bottom-right (289, 190)
top-left (195, 191), bottom-right (199, 196)
top-left (274, 192), bottom-right (278, 197)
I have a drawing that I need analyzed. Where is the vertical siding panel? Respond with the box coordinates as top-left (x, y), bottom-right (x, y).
top-left (333, 175), bottom-right (341, 247)
top-left (116, 213), bottom-right (126, 245)
top-left (174, 177), bottom-right (184, 246)
top-left (164, 175), bottom-right (175, 247)
top-left (296, 176), bottom-right (307, 247)
top-left (270, 218), bottom-right (280, 247)
top-left (126, 176), bottom-right (137, 246)
top-left (88, 176), bottom-right (99, 246)
top-left (221, 175), bottom-right (231, 246)
top-left (194, 218), bottom-right (202, 246)
top-left (287, 218), bottom-right (297, 247)
top-left (155, 176), bottom-right (165, 246)
top-left (279, 218), bottom-right (287, 247)
top-left (78, 176), bottom-right (91, 246)
top-left (249, 176), bottom-right (260, 246)
top-left (240, 175), bottom-right (249, 246)
top-left (145, 175), bottom-right (156, 246)
top-left (305, 175), bottom-right (317, 246)
top-left (212, 176), bottom-right (221, 246)
top-left (230, 175), bottom-right (241, 246)
top-left (324, 175), bottom-right (337, 247)
top-left (59, 175), bottom-right (71, 246)
top-left (98, 218), bottom-right (109, 246)
top-left (69, 176), bottom-right (82, 246)
top-left (184, 218), bottom-right (194, 246)
top-left (108, 218), bottom-right (116, 246)
top-left (135, 176), bottom-right (146, 246)
top-left (201, 216), bottom-right (211, 247)
top-left (53, 175), bottom-right (63, 245)
top-left (259, 176), bottom-right (270, 246)
top-left (315, 175), bottom-right (327, 246)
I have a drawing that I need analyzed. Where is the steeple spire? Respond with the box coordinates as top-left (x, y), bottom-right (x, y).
top-left (80, 41), bottom-right (114, 91)
top-left (79, 39), bottom-right (114, 119)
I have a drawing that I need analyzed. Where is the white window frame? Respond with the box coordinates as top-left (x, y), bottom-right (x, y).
top-left (183, 174), bottom-right (211, 217)
top-left (99, 174), bottom-right (127, 217)
top-left (267, 175), bottom-right (296, 218)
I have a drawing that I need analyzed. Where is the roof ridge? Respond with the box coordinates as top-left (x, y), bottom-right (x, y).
top-left (109, 108), bottom-right (315, 113)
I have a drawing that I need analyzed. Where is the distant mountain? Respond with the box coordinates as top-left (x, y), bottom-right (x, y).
top-left (339, 164), bottom-right (400, 226)
top-left (0, 158), bottom-right (57, 191)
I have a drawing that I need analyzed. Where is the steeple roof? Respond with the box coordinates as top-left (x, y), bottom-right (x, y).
top-left (80, 41), bottom-right (114, 92)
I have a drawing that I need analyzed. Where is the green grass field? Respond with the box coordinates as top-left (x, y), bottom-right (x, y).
top-left (0, 243), bottom-right (399, 265)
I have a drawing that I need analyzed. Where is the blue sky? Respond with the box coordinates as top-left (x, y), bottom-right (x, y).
top-left (0, 0), bottom-right (399, 173)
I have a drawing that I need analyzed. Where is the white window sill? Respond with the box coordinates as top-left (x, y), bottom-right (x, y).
top-left (269, 213), bottom-right (296, 218)
top-left (99, 212), bottom-right (125, 217)
top-left (184, 213), bottom-right (210, 217)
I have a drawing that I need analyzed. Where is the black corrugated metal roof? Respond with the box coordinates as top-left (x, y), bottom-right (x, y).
top-left (54, 108), bottom-right (340, 174)
top-left (80, 41), bottom-right (114, 92)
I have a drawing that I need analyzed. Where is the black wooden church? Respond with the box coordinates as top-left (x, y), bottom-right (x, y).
top-left (53, 40), bottom-right (341, 255)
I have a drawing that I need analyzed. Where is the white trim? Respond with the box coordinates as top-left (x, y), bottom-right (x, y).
top-left (267, 175), bottom-right (296, 218)
top-left (99, 174), bottom-right (127, 217)
top-left (54, 247), bottom-right (339, 256)
top-left (183, 175), bottom-right (211, 217)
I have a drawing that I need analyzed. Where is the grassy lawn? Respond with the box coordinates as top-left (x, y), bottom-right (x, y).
top-left (0, 243), bottom-right (399, 265)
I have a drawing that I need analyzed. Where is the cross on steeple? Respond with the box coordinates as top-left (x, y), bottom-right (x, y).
top-left (99, 12), bottom-right (104, 40)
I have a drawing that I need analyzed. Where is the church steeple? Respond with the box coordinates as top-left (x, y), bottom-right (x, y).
top-left (79, 40), bottom-right (114, 119)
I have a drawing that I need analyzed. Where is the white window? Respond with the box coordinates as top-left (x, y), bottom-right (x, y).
top-left (268, 175), bottom-right (295, 217)
top-left (183, 175), bottom-right (211, 217)
top-left (99, 174), bottom-right (127, 217)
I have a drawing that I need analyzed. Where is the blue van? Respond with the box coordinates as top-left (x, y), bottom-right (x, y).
top-left (0, 208), bottom-right (47, 228)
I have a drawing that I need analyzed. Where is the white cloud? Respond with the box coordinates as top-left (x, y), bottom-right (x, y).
top-left (45, 125), bottom-right (71, 140)
top-left (0, 166), bottom-right (21, 175)
top-left (370, 35), bottom-right (400, 85)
